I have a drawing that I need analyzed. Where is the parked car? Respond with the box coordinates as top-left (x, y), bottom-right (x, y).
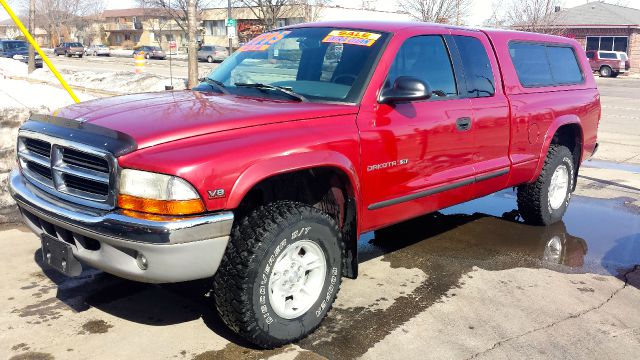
top-left (197, 45), bottom-right (229, 62)
top-left (85, 44), bottom-right (110, 56)
top-left (133, 45), bottom-right (166, 59)
top-left (586, 50), bottom-right (630, 77)
top-left (53, 42), bottom-right (84, 57)
top-left (0, 40), bottom-right (43, 67)
top-left (10, 23), bottom-right (599, 349)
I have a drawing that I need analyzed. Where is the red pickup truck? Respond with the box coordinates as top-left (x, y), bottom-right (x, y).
top-left (9, 22), bottom-right (600, 347)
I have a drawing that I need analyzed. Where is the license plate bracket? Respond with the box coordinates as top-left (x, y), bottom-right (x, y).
top-left (41, 234), bottom-right (82, 276)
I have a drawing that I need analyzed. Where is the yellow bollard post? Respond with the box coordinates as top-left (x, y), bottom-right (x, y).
top-left (134, 53), bottom-right (146, 74)
top-left (0, 0), bottom-right (80, 103)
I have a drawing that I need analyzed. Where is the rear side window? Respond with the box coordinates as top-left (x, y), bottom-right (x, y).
top-left (547, 46), bottom-right (583, 84)
top-left (509, 42), bottom-right (583, 87)
top-left (453, 36), bottom-right (495, 97)
top-left (599, 52), bottom-right (617, 59)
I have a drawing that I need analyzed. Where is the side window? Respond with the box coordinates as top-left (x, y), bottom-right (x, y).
top-left (453, 35), bottom-right (495, 98)
top-left (509, 42), bottom-right (584, 87)
top-left (509, 43), bottom-right (553, 87)
top-left (546, 46), bottom-right (583, 84)
top-left (586, 51), bottom-right (595, 59)
top-left (386, 35), bottom-right (457, 97)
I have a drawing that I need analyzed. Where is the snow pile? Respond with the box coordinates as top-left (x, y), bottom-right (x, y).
top-left (0, 57), bottom-right (28, 78)
top-left (0, 59), bottom-right (95, 223)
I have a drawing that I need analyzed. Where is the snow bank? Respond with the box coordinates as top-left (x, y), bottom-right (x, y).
top-left (0, 58), bottom-right (28, 78)
top-left (0, 59), bottom-right (96, 223)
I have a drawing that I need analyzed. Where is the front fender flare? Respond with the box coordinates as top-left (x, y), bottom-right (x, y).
top-left (226, 150), bottom-right (361, 210)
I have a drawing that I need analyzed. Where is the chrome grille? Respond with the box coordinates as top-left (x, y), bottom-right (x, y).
top-left (17, 131), bottom-right (118, 209)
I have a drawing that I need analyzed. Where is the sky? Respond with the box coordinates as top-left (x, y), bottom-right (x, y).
top-left (2, 0), bottom-right (640, 26)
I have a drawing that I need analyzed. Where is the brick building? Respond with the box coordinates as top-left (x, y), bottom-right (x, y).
top-left (551, 2), bottom-right (640, 74)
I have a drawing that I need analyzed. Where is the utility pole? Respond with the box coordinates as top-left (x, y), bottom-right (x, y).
top-left (27, 0), bottom-right (35, 73)
top-left (227, 0), bottom-right (232, 56)
top-left (187, 0), bottom-right (198, 88)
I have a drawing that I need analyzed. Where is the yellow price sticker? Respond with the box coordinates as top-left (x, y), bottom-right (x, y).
top-left (322, 30), bottom-right (382, 47)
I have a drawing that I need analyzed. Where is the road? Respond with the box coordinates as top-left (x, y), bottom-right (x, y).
top-left (47, 54), bottom-right (219, 79)
top-left (1, 74), bottom-right (639, 359)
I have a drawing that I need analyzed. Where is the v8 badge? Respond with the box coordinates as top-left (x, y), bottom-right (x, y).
top-left (208, 189), bottom-right (226, 199)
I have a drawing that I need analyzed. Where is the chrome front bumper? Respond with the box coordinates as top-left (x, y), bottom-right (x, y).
top-left (9, 170), bottom-right (234, 283)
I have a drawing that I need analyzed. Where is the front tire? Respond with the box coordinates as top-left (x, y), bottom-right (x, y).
top-left (213, 201), bottom-right (343, 348)
top-left (207, 55), bottom-right (213, 63)
top-left (517, 145), bottom-right (575, 225)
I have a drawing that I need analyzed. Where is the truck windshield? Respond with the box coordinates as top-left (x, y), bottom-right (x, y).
top-left (202, 27), bottom-right (388, 103)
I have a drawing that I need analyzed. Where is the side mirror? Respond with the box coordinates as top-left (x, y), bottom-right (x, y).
top-left (378, 76), bottom-right (432, 104)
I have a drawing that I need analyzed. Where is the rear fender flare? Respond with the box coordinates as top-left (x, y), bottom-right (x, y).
top-left (530, 115), bottom-right (584, 183)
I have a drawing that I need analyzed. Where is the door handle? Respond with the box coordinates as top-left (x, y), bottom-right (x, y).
top-left (456, 117), bottom-right (472, 131)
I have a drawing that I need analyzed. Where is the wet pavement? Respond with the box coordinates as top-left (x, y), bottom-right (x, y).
top-left (1, 166), bottom-right (639, 359)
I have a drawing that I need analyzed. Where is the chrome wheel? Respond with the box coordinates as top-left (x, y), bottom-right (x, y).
top-left (268, 240), bottom-right (326, 319)
top-left (548, 164), bottom-right (569, 210)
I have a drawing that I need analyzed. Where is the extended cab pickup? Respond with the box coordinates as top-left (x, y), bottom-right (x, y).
top-left (9, 22), bottom-right (600, 348)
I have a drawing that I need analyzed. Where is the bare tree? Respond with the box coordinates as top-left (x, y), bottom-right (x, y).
top-left (397, 0), bottom-right (473, 25)
top-left (234, 0), bottom-right (296, 30)
top-left (486, 0), bottom-right (564, 34)
top-left (294, 0), bottom-right (331, 23)
top-left (17, 0), bottom-right (105, 47)
top-left (136, 0), bottom-right (212, 34)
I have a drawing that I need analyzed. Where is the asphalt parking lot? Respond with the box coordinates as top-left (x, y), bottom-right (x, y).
top-left (1, 76), bottom-right (639, 360)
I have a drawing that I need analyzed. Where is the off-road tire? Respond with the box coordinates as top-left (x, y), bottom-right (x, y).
top-left (517, 145), bottom-right (575, 226)
top-left (213, 201), bottom-right (343, 349)
top-left (599, 66), bottom-right (612, 77)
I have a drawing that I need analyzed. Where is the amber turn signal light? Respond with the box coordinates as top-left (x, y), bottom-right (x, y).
top-left (117, 194), bottom-right (205, 216)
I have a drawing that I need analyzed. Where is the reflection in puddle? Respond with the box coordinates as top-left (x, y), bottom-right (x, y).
top-left (392, 190), bottom-right (639, 277)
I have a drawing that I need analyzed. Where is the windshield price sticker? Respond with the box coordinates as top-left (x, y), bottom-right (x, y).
top-left (322, 30), bottom-right (381, 47)
top-left (238, 30), bottom-right (291, 51)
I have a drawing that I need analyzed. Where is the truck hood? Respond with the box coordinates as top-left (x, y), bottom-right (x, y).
top-left (55, 90), bottom-right (358, 149)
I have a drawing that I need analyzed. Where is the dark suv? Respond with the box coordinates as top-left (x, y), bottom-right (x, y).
top-left (0, 40), bottom-right (43, 67)
top-left (54, 42), bottom-right (85, 58)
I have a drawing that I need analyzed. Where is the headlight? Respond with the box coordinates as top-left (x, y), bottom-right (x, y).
top-left (117, 169), bottom-right (205, 215)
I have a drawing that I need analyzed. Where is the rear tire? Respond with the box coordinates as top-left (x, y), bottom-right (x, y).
top-left (213, 201), bottom-right (343, 349)
top-left (599, 66), bottom-right (612, 77)
top-left (517, 145), bottom-right (575, 226)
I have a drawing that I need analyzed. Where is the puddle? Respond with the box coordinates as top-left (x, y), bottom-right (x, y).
top-left (582, 159), bottom-right (640, 173)
top-left (299, 190), bottom-right (640, 359)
